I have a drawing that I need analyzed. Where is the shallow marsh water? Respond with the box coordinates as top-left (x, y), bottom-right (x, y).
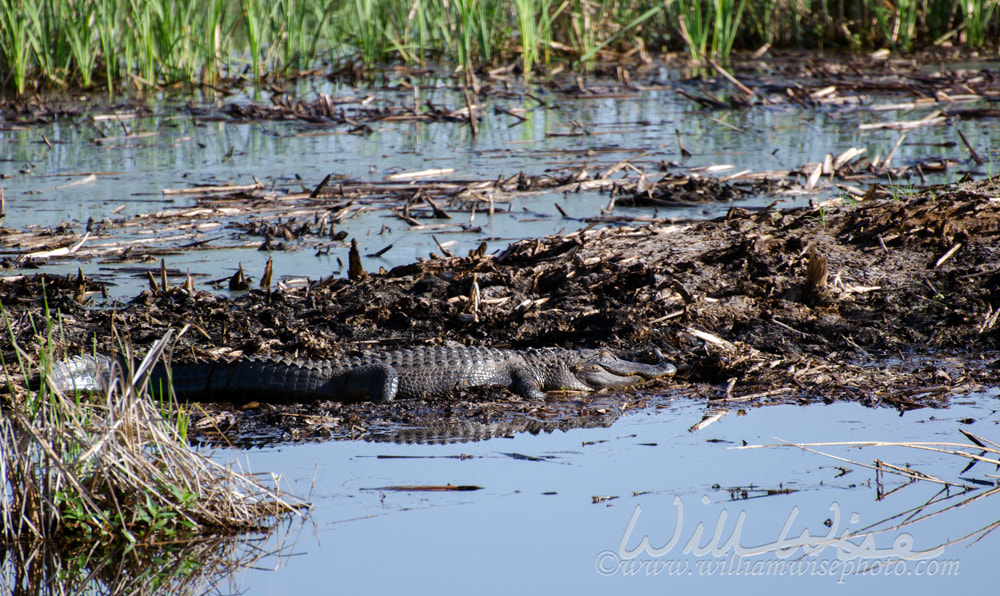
top-left (3, 70), bottom-right (1000, 593)
top-left (225, 394), bottom-right (1000, 593)
top-left (2, 74), bottom-right (990, 296)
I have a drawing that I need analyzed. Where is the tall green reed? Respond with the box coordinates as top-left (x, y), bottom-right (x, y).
top-left (96, 0), bottom-right (121, 93)
top-left (965, 0), bottom-right (999, 48)
top-left (670, 0), bottom-right (744, 60)
top-left (454, 0), bottom-right (480, 73)
top-left (277, 0), bottom-right (309, 71)
top-left (873, 0), bottom-right (918, 50)
top-left (241, 0), bottom-right (267, 80)
top-left (514, 0), bottom-right (540, 75)
top-left (577, 2), bottom-right (663, 63)
top-left (198, 0), bottom-right (229, 84)
top-left (896, 0), bottom-right (918, 50)
top-left (128, 0), bottom-right (155, 84)
top-left (23, 0), bottom-right (66, 88)
top-left (671, 0), bottom-right (708, 59)
top-left (0, 0), bottom-right (33, 94)
top-left (711, 0), bottom-right (745, 58)
top-left (0, 0), bottom-right (997, 95)
top-left (353, 0), bottom-right (383, 65)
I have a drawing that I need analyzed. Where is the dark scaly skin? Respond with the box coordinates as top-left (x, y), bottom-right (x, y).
top-left (50, 346), bottom-right (677, 404)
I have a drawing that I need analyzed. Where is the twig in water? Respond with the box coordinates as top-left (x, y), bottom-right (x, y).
top-left (310, 173), bottom-right (332, 198)
top-left (366, 244), bottom-right (393, 258)
top-left (675, 129), bottom-right (691, 157)
top-left (463, 78), bottom-right (478, 138)
top-left (708, 59), bottom-right (755, 98)
top-left (956, 128), bottom-right (984, 165)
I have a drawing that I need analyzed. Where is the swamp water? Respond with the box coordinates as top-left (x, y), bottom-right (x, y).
top-left (2, 72), bottom-right (999, 593)
top-left (2, 73), bottom-right (990, 295)
top-left (228, 393), bottom-right (1000, 592)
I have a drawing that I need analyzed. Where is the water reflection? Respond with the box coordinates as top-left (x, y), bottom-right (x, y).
top-left (226, 397), bottom-right (1000, 591)
top-left (0, 520), bottom-right (303, 596)
top-left (3, 72), bottom-right (986, 301)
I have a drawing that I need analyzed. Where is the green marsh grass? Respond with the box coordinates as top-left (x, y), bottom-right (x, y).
top-left (577, 2), bottom-right (663, 64)
top-left (0, 0), bottom-right (32, 94)
top-left (711, 0), bottom-right (745, 59)
top-left (669, 0), bottom-right (745, 61)
top-left (0, 0), bottom-right (997, 94)
top-left (514, 0), bottom-right (542, 75)
top-left (873, 0), bottom-right (919, 51)
top-left (966, 0), bottom-right (999, 47)
top-left (671, 0), bottom-right (710, 60)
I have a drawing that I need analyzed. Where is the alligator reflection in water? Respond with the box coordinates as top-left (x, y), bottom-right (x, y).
top-left (188, 388), bottom-right (669, 448)
top-left (363, 413), bottom-right (623, 445)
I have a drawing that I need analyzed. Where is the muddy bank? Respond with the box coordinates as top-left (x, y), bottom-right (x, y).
top-left (2, 177), bottom-right (998, 444)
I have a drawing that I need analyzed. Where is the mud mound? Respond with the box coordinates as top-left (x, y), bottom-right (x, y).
top-left (2, 180), bottom-right (998, 443)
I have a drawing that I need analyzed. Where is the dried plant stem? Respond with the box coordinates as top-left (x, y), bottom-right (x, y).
top-left (2, 329), bottom-right (306, 546)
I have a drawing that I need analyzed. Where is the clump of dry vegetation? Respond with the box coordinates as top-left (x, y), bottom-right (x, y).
top-left (0, 327), bottom-right (306, 547)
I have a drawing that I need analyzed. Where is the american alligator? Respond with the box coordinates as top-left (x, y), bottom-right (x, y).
top-left (50, 346), bottom-right (676, 404)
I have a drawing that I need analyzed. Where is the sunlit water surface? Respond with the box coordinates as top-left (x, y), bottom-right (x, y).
top-left (221, 393), bottom-right (1000, 594)
top-left (2, 73), bottom-right (991, 296)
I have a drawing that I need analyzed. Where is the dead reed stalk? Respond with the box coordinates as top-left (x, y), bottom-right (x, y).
top-left (1, 330), bottom-right (306, 546)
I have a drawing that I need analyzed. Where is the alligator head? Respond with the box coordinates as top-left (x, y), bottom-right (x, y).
top-left (568, 349), bottom-right (676, 391)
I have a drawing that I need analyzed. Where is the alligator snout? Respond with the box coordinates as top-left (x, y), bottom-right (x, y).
top-left (572, 351), bottom-right (676, 390)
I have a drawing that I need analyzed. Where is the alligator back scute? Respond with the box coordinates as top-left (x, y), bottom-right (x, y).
top-left (354, 346), bottom-right (526, 399)
top-left (156, 358), bottom-right (330, 402)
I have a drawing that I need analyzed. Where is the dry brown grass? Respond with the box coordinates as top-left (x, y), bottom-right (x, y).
top-left (1, 329), bottom-right (307, 546)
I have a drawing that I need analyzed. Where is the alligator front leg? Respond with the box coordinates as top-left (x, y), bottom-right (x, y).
top-left (508, 365), bottom-right (546, 399)
top-left (326, 363), bottom-right (400, 402)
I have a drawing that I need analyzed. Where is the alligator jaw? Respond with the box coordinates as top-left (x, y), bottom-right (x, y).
top-left (572, 351), bottom-right (677, 390)
top-left (597, 359), bottom-right (677, 380)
